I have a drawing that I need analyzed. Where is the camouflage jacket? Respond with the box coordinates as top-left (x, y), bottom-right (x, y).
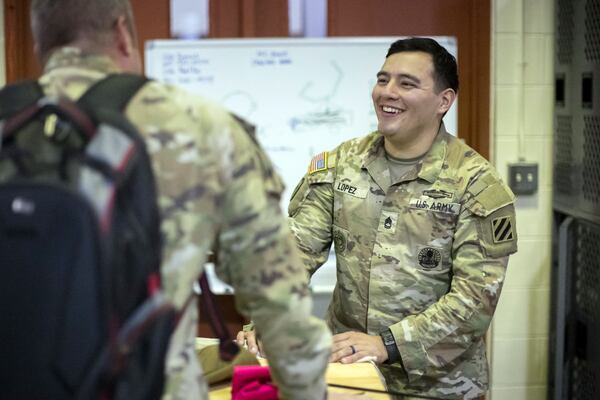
top-left (289, 124), bottom-right (517, 399)
top-left (38, 47), bottom-right (331, 400)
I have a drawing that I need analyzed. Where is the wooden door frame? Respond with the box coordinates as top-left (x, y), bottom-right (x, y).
top-left (467, 1), bottom-right (491, 160)
top-left (4, 0), bottom-right (39, 82)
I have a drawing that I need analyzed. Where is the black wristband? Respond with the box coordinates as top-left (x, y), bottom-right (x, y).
top-left (380, 328), bottom-right (401, 364)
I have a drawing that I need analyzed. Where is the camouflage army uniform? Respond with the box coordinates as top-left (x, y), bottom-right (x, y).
top-left (39, 47), bottom-right (331, 400)
top-left (289, 124), bottom-right (517, 399)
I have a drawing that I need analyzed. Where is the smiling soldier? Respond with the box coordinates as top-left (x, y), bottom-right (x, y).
top-left (284, 37), bottom-right (517, 399)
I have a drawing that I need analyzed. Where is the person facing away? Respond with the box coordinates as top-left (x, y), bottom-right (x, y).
top-left (241, 37), bottom-right (518, 400)
top-left (28, 1), bottom-right (333, 399)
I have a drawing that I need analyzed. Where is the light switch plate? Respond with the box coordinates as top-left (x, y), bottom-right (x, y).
top-left (508, 163), bottom-right (538, 195)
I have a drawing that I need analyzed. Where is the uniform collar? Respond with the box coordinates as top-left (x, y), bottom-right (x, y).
top-left (43, 47), bottom-right (122, 75)
top-left (361, 123), bottom-right (449, 189)
top-left (361, 133), bottom-right (386, 169)
top-left (417, 123), bottom-right (449, 184)
top-left (361, 134), bottom-right (391, 191)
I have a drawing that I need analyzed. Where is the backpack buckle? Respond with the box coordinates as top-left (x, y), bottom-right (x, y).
top-left (43, 113), bottom-right (58, 137)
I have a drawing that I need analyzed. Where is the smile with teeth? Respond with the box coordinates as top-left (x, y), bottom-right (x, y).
top-left (381, 105), bottom-right (401, 114)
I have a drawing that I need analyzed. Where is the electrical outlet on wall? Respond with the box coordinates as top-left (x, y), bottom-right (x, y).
top-left (508, 163), bottom-right (538, 195)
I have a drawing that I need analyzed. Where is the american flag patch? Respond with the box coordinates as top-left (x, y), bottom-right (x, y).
top-left (308, 152), bottom-right (328, 174)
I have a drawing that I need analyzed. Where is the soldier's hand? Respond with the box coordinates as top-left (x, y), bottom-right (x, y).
top-left (235, 328), bottom-right (263, 356)
top-left (329, 331), bottom-right (388, 364)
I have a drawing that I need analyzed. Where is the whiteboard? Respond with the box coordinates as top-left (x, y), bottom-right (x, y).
top-left (145, 37), bottom-right (458, 292)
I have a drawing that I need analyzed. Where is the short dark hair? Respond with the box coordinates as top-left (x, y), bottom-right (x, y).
top-left (31, 0), bottom-right (136, 61)
top-left (386, 37), bottom-right (459, 93)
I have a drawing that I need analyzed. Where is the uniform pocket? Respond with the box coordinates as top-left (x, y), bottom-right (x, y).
top-left (402, 206), bottom-right (457, 275)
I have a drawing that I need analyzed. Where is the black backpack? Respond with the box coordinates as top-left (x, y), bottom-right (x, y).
top-left (0, 74), bottom-right (175, 400)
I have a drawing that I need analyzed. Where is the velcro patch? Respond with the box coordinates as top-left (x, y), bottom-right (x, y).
top-left (378, 210), bottom-right (398, 233)
top-left (492, 216), bottom-right (514, 243)
top-left (417, 246), bottom-right (442, 270)
top-left (308, 152), bottom-right (328, 174)
top-left (476, 204), bottom-right (518, 258)
top-left (409, 198), bottom-right (460, 215)
top-left (334, 181), bottom-right (368, 198)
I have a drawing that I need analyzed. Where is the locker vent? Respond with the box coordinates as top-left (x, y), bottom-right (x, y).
top-left (575, 222), bottom-right (600, 316)
top-left (555, 115), bottom-right (574, 194)
top-left (583, 116), bottom-right (600, 204)
top-left (585, 0), bottom-right (600, 62)
top-left (557, 0), bottom-right (575, 64)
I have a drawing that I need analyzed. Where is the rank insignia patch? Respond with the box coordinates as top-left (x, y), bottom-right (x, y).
top-left (492, 216), bottom-right (514, 243)
top-left (308, 152), bottom-right (328, 174)
top-left (378, 210), bottom-right (398, 233)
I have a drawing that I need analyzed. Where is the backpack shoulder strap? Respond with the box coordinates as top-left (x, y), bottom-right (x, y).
top-left (0, 80), bottom-right (44, 120)
top-left (77, 73), bottom-right (148, 113)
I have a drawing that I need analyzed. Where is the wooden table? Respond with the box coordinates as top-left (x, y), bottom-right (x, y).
top-left (208, 360), bottom-right (391, 399)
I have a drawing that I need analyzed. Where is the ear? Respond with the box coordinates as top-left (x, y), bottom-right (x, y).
top-left (437, 88), bottom-right (456, 114)
top-left (114, 15), bottom-right (134, 57)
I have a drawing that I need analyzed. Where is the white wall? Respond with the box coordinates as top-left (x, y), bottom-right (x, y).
top-left (490, 0), bottom-right (554, 399)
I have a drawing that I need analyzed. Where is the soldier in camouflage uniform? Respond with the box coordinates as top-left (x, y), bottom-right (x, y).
top-left (287, 38), bottom-right (518, 399)
top-left (29, 1), bottom-right (332, 399)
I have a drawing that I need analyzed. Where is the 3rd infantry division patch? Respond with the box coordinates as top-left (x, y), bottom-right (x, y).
top-left (492, 216), bottom-right (514, 243)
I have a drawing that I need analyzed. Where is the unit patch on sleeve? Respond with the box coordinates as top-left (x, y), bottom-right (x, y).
top-left (308, 152), bottom-right (328, 174)
top-left (476, 204), bottom-right (518, 258)
top-left (492, 216), bottom-right (514, 243)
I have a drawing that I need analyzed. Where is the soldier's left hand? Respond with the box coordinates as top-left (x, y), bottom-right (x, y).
top-left (235, 328), bottom-right (263, 356)
top-left (329, 331), bottom-right (388, 364)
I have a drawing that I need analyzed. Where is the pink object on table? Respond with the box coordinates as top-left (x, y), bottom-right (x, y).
top-left (231, 365), bottom-right (279, 400)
